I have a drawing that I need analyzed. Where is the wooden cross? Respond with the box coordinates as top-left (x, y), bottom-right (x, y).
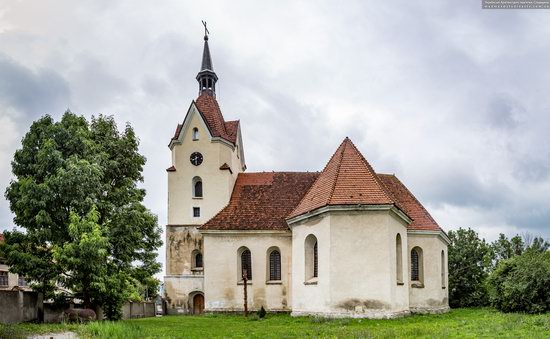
top-left (202, 20), bottom-right (209, 37)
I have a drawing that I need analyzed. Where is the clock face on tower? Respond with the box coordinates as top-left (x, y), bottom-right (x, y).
top-left (190, 152), bottom-right (203, 166)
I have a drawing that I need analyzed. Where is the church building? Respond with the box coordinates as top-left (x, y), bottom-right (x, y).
top-left (164, 31), bottom-right (450, 318)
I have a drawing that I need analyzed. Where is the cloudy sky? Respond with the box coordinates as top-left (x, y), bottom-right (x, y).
top-left (1, 1), bottom-right (549, 276)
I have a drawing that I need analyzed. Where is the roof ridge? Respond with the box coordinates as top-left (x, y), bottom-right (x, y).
top-left (328, 138), bottom-right (348, 205)
top-left (347, 139), bottom-right (395, 204)
top-left (387, 174), bottom-right (440, 229)
top-left (288, 138), bottom-right (348, 217)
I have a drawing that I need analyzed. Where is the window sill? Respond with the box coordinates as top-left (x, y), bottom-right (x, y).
top-left (192, 197), bottom-right (203, 200)
top-left (442, 286), bottom-right (446, 289)
top-left (304, 278), bottom-right (318, 285)
top-left (411, 281), bottom-right (424, 288)
top-left (397, 281), bottom-right (404, 286)
top-left (191, 268), bottom-right (203, 272)
top-left (237, 281), bottom-right (252, 286)
top-left (266, 280), bottom-right (282, 285)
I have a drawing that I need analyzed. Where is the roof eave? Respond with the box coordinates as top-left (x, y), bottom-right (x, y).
top-left (287, 203), bottom-right (412, 226)
top-left (407, 229), bottom-right (451, 245)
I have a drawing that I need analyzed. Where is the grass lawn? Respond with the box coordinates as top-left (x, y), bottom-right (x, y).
top-left (1, 308), bottom-right (549, 338)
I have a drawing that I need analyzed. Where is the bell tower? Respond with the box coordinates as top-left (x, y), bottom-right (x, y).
top-left (164, 22), bottom-right (245, 315)
top-left (196, 21), bottom-right (218, 97)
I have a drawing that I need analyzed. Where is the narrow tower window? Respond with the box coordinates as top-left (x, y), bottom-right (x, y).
top-left (196, 252), bottom-right (203, 268)
top-left (193, 207), bottom-right (200, 218)
top-left (192, 127), bottom-right (199, 141)
top-left (192, 177), bottom-right (203, 198)
top-left (191, 250), bottom-right (203, 270)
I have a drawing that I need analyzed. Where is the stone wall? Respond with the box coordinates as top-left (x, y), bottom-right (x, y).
top-left (0, 291), bottom-right (156, 324)
top-left (0, 290), bottom-right (37, 324)
top-left (121, 301), bottom-right (156, 319)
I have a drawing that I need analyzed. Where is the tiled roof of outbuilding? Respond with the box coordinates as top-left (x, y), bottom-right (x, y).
top-left (201, 172), bottom-right (319, 231)
top-left (288, 138), bottom-right (395, 219)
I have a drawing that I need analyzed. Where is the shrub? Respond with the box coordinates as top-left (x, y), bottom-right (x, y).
top-left (487, 250), bottom-right (550, 313)
top-left (257, 306), bottom-right (267, 319)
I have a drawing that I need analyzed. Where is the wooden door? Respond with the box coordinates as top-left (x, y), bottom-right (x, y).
top-left (193, 294), bottom-right (204, 314)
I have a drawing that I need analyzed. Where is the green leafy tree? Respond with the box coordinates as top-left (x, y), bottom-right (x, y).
top-left (487, 250), bottom-right (550, 313)
top-left (2, 111), bottom-right (162, 320)
top-left (447, 228), bottom-right (491, 308)
top-left (490, 233), bottom-right (549, 269)
top-left (510, 235), bottom-right (524, 256)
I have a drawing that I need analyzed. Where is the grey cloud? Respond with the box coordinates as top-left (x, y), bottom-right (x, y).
top-left (0, 55), bottom-right (70, 119)
top-left (486, 94), bottom-right (523, 129)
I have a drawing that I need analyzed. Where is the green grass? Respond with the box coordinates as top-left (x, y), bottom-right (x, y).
top-left (1, 308), bottom-right (549, 338)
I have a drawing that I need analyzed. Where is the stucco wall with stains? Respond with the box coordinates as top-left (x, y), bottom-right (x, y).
top-left (202, 232), bottom-right (292, 312)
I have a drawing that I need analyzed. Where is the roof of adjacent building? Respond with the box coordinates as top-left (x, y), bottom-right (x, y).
top-left (0, 233), bottom-right (3, 242)
top-left (171, 94), bottom-right (239, 146)
top-left (201, 172), bottom-right (319, 231)
top-left (201, 138), bottom-right (442, 233)
top-left (288, 138), bottom-right (395, 219)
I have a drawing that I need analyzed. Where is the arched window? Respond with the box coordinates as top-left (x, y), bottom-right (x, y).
top-left (191, 250), bottom-right (203, 270)
top-left (192, 176), bottom-right (203, 198)
top-left (240, 248), bottom-right (252, 280)
top-left (441, 250), bottom-right (446, 288)
top-left (411, 247), bottom-right (424, 284)
top-left (196, 252), bottom-right (203, 268)
top-left (192, 127), bottom-right (199, 140)
top-left (396, 234), bottom-right (403, 284)
top-left (314, 242), bottom-right (318, 278)
top-left (305, 234), bottom-right (318, 281)
top-left (268, 249), bottom-right (281, 281)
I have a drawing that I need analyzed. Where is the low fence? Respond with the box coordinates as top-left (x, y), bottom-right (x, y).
top-left (0, 290), bottom-right (158, 324)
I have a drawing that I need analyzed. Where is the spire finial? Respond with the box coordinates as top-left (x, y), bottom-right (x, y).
top-left (196, 21), bottom-right (218, 97)
top-left (202, 20), bottom-right (209, 41)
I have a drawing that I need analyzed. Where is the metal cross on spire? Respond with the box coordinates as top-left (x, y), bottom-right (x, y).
top-left (202, 20), bottom-right (209, 38)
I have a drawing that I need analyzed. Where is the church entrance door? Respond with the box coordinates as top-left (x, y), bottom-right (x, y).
top-left (193, 294), bottom-right (204, 314)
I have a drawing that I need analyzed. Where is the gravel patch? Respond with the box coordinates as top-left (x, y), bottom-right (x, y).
top-left (28, 331), bottom-right (77, 339)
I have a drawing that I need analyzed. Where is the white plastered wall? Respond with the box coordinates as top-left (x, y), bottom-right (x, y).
top-left (202, 232), bottom-right (293, 312)
top-left (291, 209), bottom-right (410, 318)
top-left (407, 233), bottom-right (449, 313)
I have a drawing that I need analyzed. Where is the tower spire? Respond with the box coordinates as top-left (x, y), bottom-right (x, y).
top-left (196, 21), bottom-right (218, 97)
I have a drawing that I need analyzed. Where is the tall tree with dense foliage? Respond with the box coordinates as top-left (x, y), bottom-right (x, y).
top-left (1, 111), bottom-right (162, 320)
top-left (447, 228), bottom-right (491, 308)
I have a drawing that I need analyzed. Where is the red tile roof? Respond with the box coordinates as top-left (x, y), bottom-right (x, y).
top-left (201, 172), bottom-right (319, 231)
top-left (195, 94), bottom-right (238, 144)
top-left (288, 138), bottom-right (395, 219)
top-left (170, 94), bottom-right (239, 145)
top-left (0, 233), bottom-right (3, 242)
top-left (199, 138), bottom-right (442, 233)
top-left (377, 174), bottom-right (442, 232)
